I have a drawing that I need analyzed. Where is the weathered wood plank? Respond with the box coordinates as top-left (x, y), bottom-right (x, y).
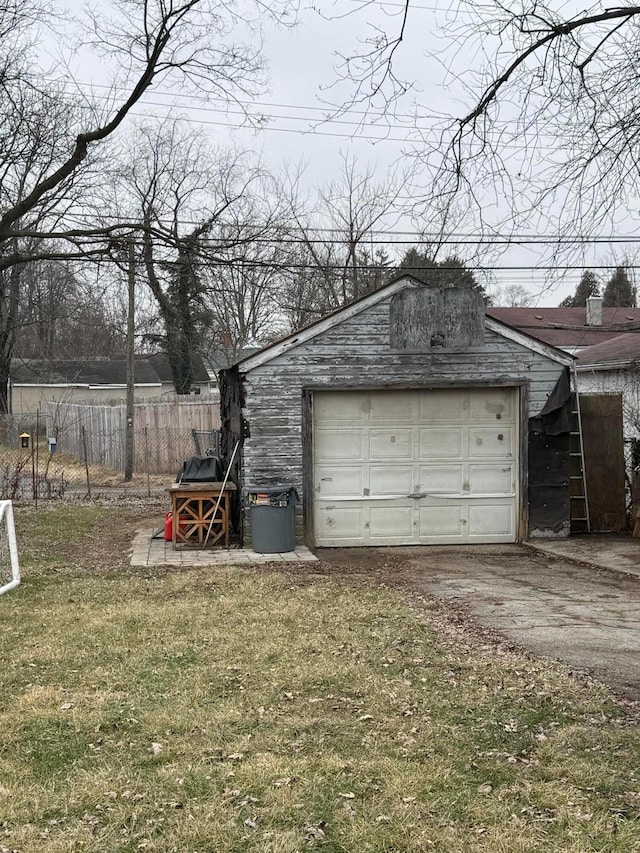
top-left (580, 393), bottom-right (626, 532)
top-left (46, 399), bottom-right (221, 475)
top-left (390, 287), bottom-right (485, 350)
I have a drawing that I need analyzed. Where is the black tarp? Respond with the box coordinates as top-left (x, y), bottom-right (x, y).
top-left (528, 429), bottom-right (571, 534)
top-left (537, 366), bottom-right (573, 435)
top-left (176, 455), bottom-right (222, 483)
top-left (527, 367), bottom-right (572, 534)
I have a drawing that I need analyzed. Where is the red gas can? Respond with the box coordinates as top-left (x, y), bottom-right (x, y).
top-left (164, 511), bottom-right (173, 541)
top-left (164, 510), bottom-right (187, 540)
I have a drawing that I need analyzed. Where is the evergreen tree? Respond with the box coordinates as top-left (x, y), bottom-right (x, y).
top-left (392, 248), bottom-right (485, 297)
top-left (559, 270), bottom-right (600, 307)
top-left (602, 267), bottom-right (636, 307)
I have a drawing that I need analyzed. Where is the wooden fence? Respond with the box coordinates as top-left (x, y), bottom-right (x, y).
top-left (47, 399), bottom-right (221, 474)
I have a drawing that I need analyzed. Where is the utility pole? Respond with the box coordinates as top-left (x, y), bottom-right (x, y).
top-left (125, 239), bottom-right (135, 482)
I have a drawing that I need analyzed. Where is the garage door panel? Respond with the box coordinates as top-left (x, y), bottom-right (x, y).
top-left (370, 465), bottom-right (413, 496)
top-left (314, 392), bottom-right (368, 423)
top-left (468, 464), bottom-right (514, 495)
top-left (370, 504), bottom-right (414, 539)
top-left (468, 502), bottom-right (514, 537)
top-left (468, 427), bottom-right (514, 458)
top-left (369, 391), bottom-right (414, 422)
top-left (370, 428), bottom-right (413, 460)
top-left (418, 504), bottom-right (464, 538)
top-left (314, 428), bottom-right (364, 460)
top-left (316, 503), bottom-right (366, 542)
top-left (420, 465), bottom-right (464, 494)
top-left (468, 387), bottom-right (515, 421)
top-left (315, 466), bottom-right (364, 498)
top-left (419, 428), bottom-right (463, 459)
top-left (418, 390), bottom-right (466, 421)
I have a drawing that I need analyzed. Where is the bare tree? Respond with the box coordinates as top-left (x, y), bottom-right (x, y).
top-left (117, 120), bottom-right (288, 391)
top-left (203, 247), bottom-right (291, 365)
top-left (15, 261), bottom-right (127, 359)
top-left (337, 3), bottom-right (640, 247)
top-left (281, 154), bottom-right (405, 326)
top-left (490, 283), bottom-right (534, 308)
top-left (0, 0), bottom-right (296, 271)
top-left (432, 2), bottom-right (640, 240)
top-left (0, 0), bottom-right (295, 409)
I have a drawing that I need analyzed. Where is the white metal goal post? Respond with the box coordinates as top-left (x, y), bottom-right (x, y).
top-left (0, 501), bottom-right (19, 596)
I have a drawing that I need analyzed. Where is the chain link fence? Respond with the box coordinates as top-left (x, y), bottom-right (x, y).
top-left (0, 407), bottom-right (221, 502)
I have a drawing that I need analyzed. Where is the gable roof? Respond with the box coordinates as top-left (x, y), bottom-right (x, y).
top-left (11, 354), bottom-right (212, 387)
top-left (11, 358), bottom-right (160, 386)
top-left (206, 345), bottom-right (262, 373)
top-left (576, 332), bottom-right (640, 369)
top-left (234, 277), bottom-right (573, 372)
top-left (487, 307), bottom-right (640, 349)
top-left (146, 352), bottom-right (210, 385)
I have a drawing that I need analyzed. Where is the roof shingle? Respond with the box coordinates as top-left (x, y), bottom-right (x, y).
top-left (486, 307), bottom-right (640, 348)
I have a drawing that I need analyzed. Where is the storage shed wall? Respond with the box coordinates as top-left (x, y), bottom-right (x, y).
top-left (237, 297), bottom-right (568, 544)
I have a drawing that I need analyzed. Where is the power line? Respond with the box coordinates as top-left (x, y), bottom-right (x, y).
top-left (74, 82), bottom-right (565, 150)
top-left (121, 256), bottom-right (640, 272)
top-left (343, 0), bottom-right (439, 10)
top-left (123, 108), bottom-right (425, 143)
top-left (84, 87), bottom-right (430, 130)
top-left (57, 214), bottom-right (640, 244)
top-left (76, 80), bottom-right (451, 123)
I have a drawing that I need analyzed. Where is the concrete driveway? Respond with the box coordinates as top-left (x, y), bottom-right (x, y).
top-left (318, 539), bottom-right (640, 699)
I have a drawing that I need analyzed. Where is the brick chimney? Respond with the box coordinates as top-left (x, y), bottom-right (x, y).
top-left (586, 295), bottom-right (603, 326)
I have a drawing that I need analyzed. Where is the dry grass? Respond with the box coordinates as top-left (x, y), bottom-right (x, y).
top-left (0, 506), bottom-right (639, 851)
top-left (0, 442), bottom-right (171, 498)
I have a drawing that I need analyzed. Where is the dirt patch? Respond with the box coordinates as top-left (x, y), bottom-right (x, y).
top-left (271, 545), bottom-right (640, 704)
top-left (15, 494), bottom-right (168, 574)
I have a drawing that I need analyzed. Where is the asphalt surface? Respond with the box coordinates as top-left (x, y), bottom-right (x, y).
top-left (319, 542), bottom-right (640, 698)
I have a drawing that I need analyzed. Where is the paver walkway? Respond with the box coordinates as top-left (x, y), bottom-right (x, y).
top-left (131, 528), bottom-right (318, 567)
top-left (528, 535), bottom-right (640, 579)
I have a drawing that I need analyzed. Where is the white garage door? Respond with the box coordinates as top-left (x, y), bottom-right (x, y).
top-left (313, 388), bottom-right (518, 546)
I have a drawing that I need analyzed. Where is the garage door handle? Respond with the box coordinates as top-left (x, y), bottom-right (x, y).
top-left (408, 492), bottom-right (516, 499)
top-left (316, 492), bottom-right (515, 501)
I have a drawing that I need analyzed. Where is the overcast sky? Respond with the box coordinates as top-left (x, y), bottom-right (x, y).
top-left (73, 0), bottom-right (640, 307)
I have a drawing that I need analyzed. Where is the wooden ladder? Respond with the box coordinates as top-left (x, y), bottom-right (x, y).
top-left (569, 386), bottom-right (590, 533)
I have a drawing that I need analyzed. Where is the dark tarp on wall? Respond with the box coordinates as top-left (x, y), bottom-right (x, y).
top-left (528, 367), bottom-right (572, 535)
top-left (536, 367), bottom-right (572, 436)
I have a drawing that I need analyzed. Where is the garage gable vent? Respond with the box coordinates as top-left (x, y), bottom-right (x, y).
top-left (389, 286), bottom-right (485, 350)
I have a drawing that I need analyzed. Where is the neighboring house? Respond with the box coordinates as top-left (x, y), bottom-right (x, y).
top-left (487, 299), bottom-right (640, 354)
top-left (205, 345), bottom-right (262, 384)
top-left (145, 353), bottom-right (213, 398)
top-left (220, 276), bottom-right (575, 549)
top-left (491, 296), bottom-right (640, 463)
top-left (576, 333), bottom-right (640, 451)
top-left (10, 353), bottom-right (214, 413)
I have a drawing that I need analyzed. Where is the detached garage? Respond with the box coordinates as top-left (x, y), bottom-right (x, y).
top-left (220, 277), bottom-right (574, 548)
top-left (313, 387), bottom-right (518, 546)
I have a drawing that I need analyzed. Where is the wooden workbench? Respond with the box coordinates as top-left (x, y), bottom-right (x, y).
top-left (167, 482), bottom-right (237, 549)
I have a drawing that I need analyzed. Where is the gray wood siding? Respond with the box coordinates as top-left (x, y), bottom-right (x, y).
top-left (238, 295), bottom-right (567, 544)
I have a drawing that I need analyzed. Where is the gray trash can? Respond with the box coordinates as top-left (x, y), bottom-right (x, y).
top-left (246, 484), bottom-right (299, 553)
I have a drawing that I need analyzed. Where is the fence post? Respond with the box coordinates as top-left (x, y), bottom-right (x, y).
top-left (81, 425), bottom-right (92, 499)
top-left (125, 239), bottom-right (135, 481)
top-left (34, 408), bottom-right (39, 509)
top-left (144, 426), bottom-right (150, 498)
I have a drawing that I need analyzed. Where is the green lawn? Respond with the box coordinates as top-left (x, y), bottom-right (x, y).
top-left (0, 504), bottom-right (639, 851)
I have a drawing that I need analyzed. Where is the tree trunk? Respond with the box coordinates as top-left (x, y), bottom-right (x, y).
top-left (0, 359), bottom-right (10, 414)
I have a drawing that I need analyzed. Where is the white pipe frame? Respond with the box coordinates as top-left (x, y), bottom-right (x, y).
top-left (0, 501), bottom-right (20, 596)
